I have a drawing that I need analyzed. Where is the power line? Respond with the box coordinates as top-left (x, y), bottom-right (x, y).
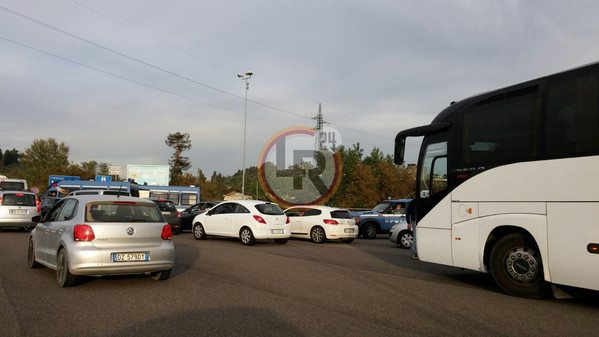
top-left (0, 35), bottom-right (290, 128)
top-left (0, 4), bottom-right (393, 143)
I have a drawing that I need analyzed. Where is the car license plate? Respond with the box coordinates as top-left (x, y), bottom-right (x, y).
top-left (344, 228), bottom-right (355, 233)
top-left (10, 209), bottom-right (27, 215)
top-left (112, 252), bottom-right (149, 262)
top-left (271, 229), bottom-right (283, 234)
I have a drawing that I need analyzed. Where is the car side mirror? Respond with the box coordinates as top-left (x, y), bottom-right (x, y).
top-left (32, 215), bottom-right (42, 223)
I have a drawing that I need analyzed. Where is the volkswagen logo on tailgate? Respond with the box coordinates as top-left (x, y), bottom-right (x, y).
top-left (126, 227), bottom-right (135, 236)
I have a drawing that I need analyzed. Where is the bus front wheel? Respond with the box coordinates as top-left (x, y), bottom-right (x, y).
top-left (489, 233), bottom-right (549, 299)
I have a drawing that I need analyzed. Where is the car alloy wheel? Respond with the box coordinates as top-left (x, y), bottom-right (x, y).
top-left (240, 227), bottom-right (256, 246)
top-left (310, 226), bottom-right (325, 244)
top-left (399, 231), bottom-right (413, 249)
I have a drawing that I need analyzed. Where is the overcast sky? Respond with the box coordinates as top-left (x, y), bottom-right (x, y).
top-left (2, 0), bottom-right (599, 177)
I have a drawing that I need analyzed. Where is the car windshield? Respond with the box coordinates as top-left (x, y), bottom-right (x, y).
top-left (372, 202), bottom-right (391, 213)
top-left (1, 193), bottom-right (36, 206)
top-left (255, 203), bottom-right (284, 215)
top-left (86, 202), bottom-right (163, 222)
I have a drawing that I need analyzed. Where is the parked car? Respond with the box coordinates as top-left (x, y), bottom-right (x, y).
top-left (150, 199), bottom-right (181, 234)
top-left (28, 195), bottom-right (175, 287)
top-left (0, 191), bottom-right (40, 230)
top-left (284, 205), bottom-right (358, 243)
top-left (351, 199), bottom-right (412, 239)
top-left (389, 222), bottom-right (413, 249)
top-left (192, 200), bottom-right (290, 245)
top-left (180, 201), bottom-right (221, 232)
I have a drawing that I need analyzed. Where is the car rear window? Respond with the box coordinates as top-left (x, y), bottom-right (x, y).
top-left (102, 190), bottom-right (130, 196)
top-left (331, 210), bottom-right (352, 219)
top-left (1, 193), bottom-right (36, 206)
top-left (0, 182), bottom-right (26, 191)
top-left (303, 209), bottom-right (321, 216)
top-left (255, 203), bottom-right (284, 215)
top-left (86, 202), bottom-right (163, 222)
top-left (153, 200), bottom-right (177, 212)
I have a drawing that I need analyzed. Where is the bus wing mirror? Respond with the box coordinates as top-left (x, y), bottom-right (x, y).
top-left (394, 137), bottom-right (406, 165)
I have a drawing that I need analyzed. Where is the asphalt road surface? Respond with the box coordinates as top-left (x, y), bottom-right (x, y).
top-left (1, 229), bottom-right (598, 337)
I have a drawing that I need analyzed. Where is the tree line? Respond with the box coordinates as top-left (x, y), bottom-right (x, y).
top-left (1, 134), bottom-right (415, 208)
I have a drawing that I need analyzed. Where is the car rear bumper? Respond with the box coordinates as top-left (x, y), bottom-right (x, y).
top-left (67, 242), bottom-right (175, 276)
top-left (0, 218), bottom-right (37, 227)
top-left (253, 225), bottom-right (291, 239)
top-left (325, 225), bottom-right (359, 239)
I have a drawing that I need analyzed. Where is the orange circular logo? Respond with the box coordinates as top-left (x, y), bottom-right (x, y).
top-left (257, 126), bottom-right (343, 208)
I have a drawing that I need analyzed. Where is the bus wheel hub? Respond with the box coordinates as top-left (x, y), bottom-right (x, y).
top-left (505, 247), bottom-right (539, 283)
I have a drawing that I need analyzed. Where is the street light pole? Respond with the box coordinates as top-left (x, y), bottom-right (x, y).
top-left (237, 71), bottom-right (253, 199)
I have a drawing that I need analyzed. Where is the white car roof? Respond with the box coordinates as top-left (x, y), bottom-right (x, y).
top-left (66, 195), bottom-right (154, 204)
top-left (284, 205), bottom-right (349, 212)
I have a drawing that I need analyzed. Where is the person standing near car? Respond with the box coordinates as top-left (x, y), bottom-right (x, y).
top-left (406, 199), bottom-right (417, 259)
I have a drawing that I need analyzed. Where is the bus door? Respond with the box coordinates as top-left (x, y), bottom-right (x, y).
top-left (417, 140), bottom-right (449, 224)
top-left (416, 139), bottom-right (451, 265)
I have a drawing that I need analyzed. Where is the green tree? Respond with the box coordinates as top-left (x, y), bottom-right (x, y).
top-left (20, 139), bottom-right (70, 191)
top-left (3, 148), bottom-right (20, 166)
top-left (340, 163), bottom-right (378, 208)
top-left (329, 143), bottom-right (363, 206)
top-left (363, 147), bottom-right (385, 166)
top-left (377, 162), bottom-right (416, 200)
top-left (165, 132), bottom-right (192, 185)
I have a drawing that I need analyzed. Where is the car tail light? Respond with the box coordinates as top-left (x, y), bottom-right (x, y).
top-left (161, 225), bottom-right (172, 240)
top-left (286, 216), bottom-right (290, 224)
top-left (0, 196), bottom-right (3, 204)
top-left (74, 224), bottom-right (95, 241)
top-left (36, 198), bottom-right (41, 212)
top-left (323, 219), bottom-right (339, 225)
top-left (177, 211), bottom-right (181, 218)
top-left (253, 215), bottom-right (266, 224)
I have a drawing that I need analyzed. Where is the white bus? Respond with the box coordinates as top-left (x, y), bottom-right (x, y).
top-left (394, 62), bottom-right (599, 298)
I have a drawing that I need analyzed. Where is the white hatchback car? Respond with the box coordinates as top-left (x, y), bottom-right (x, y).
top-left (389, 220), bottom-right (413, 249)
top-left (28, 195), bottom-right (175, 287)
top-left (284, 205), bottom-right (358, 243)
top-left (0, 191), bottom-right (40, 230)
top-left (192, 200), bottom-right (290, 245)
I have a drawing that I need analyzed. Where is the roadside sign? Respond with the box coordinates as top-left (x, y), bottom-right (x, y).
top-left (30, 187), bottom-right (39, 194)
top-left (49, 175), bottom-right (80, 186)
top-left (109, 165), bottom-right (123, 175)
top-left (95, 175), bottom-right (112, 182)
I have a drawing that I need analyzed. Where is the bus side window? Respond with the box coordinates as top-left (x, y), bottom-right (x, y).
top-left (431, 156), bottom-right (448, 195)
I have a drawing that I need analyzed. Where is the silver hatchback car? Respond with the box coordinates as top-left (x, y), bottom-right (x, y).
top-left (28, 195), bottom-right (175, 287)
top-left (0, 191), bottom-right (40, 230)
